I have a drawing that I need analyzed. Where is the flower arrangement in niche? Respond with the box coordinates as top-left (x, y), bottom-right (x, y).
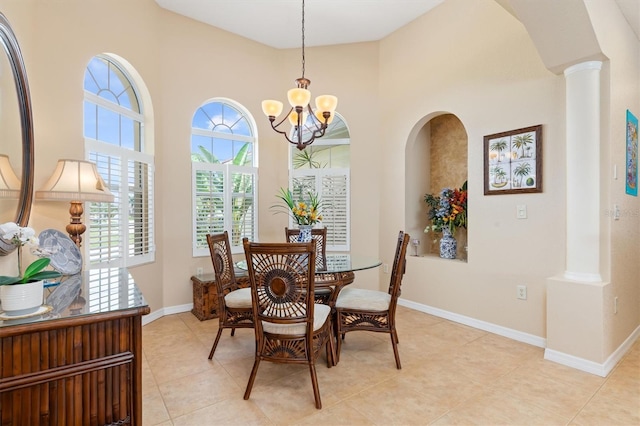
top-left (424, 181), bottom-right (468, 236)
top-left (272, 187), bottom-right (323, 226)
top-left (0, 222), bottom-right (61, 285)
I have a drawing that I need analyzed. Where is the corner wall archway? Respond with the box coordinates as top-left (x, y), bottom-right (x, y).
top-left (405, 112), bottom-right (468, 258)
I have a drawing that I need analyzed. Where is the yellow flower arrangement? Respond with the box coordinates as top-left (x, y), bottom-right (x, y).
top-left (273, 188), bottom-right (323, 226)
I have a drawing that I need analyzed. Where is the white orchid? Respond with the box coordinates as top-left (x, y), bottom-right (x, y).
top-left (0, 222), bottom-right (61, 285)
top-left (0, 222), bottom-right (38, 247)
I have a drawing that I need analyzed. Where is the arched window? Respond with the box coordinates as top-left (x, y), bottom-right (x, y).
top-left (191, 99), bottom-right (257, 255)
top-left (290, 114), bottom-right (350, 251)
top-left (83, 55), bottom-right (154, 267)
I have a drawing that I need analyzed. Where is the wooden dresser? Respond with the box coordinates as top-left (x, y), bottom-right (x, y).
top-left (0, 268), bottom-right (149, 425)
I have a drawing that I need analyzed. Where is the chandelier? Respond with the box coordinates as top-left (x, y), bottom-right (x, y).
top-left (261, 0), bottom-right (338, 150)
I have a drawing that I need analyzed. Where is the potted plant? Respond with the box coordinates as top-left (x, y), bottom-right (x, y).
top-left (272, 187), bottom-right (323, 242)
top-left (0, 222), bottom-right (61, 315)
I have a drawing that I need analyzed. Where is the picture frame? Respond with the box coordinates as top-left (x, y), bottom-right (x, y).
top-left (484, 124), bottom-right (542, 195)
top-left (626, 110), bottom-right (638, 196)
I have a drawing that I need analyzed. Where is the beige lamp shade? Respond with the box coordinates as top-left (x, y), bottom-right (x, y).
top-left (0, 154), bottom-right (20, 198)
top-left (262, 100), bottom-right (284, 118)
top-left (287, 87), bottom-right (311, 108)
top-left (35, 159), bottom-right (114, 202)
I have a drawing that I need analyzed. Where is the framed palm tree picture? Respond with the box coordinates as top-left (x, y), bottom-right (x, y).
top-left (484, 125), bottom-right (542, 195)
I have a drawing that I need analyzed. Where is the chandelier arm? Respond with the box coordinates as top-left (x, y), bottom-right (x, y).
top-left (306, 104), bottom-right (329, 131)
top-left (271, 107), bottom-right (294, 129)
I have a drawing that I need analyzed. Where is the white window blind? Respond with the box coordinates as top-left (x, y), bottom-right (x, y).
top-left (291, 169), bottom-right (350, 251)
top-left (88, 140), bottom-right (155, 267)
top-left (192, 163), bottom-right (257, 256)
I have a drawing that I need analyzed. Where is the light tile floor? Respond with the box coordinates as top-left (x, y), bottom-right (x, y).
top-left (141, 306), bottom-right (640, 425)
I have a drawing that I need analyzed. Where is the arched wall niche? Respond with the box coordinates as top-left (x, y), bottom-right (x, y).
top-left (405, 112), bottom-right (468, 259)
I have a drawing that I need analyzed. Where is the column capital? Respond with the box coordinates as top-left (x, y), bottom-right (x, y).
top-left (564, 61), bottom-right (603, 77)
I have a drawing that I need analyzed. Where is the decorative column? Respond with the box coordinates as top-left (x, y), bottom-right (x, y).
top-left (563, 61), bottom-right (602, 282)
top-left (545, 60), bottom-right (608, 373)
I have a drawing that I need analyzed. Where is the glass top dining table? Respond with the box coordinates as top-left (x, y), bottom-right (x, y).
top-left (236, 253), bottom-right (382, 305)
top-left (235, 253), bottom-right (382, 274)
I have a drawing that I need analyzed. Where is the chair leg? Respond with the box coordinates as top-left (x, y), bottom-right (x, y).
top-left (208, 328), bottom-right (224, 360)
top-left (231, 328), bottom-right (236, 337)
top-left (390, 329), bottom-right (401, 369)
top-left (326, 328), bottom-right (336, 368)
top-left (335, 327), bottom-right (342, 364)
top-left (243, 358), bottom-right (261, 400)
top-left (308, 363), bottom-right (322, 409)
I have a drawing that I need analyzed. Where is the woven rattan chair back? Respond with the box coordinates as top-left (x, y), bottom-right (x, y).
top-left (387, 231), bottom-right (410, 314)
top-left (205, 232), bottom-right (253, 359)
top-left (285, 227), bottom-right (328, 271)
top-left (335, 231), bottom-right (410, 369)
top-left (242, 238), bottom-right (335, 409)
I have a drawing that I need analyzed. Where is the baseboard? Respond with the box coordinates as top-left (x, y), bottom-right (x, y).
top-left (397, 298), bottom-right (546, 348)
top-left (146, 298), bottom-right (638, 377)
top-left (544, 324), bottom-right (640, 377)
top-left (141, 303), bottom-right (193, 326)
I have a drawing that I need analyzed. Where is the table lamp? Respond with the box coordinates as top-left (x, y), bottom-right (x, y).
top-left (0, 154), bottom-right (20, 199)
top-left (36, 159), bottom-right (114, 247)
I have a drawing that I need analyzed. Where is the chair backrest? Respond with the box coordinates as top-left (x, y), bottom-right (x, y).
top-left (388, 231), bottom-right (410, 304)
top-left (285, 227), bottom-right (327, 271)
top-left (242, 238), bottom-right (316, 331)
top-left (206, 232), bottom-right (239, 295)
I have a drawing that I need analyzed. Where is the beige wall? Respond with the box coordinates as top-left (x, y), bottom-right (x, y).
top-left (585, 0), bottom-right (640, 357)
top-left (0, 0), bottom-right (636, 366)
top-left (379, 0), bottom-right (566, 338)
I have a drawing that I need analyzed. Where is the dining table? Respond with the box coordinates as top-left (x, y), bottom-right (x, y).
top-left (236, 253), bottom-right (382, 305)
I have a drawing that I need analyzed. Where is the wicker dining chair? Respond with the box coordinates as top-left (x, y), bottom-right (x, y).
top-left (285, 227), bottom-right (328, 271)
top-left (334, 230), bottom-right (410, 369)
top-left (285, 226), bottom-right (335, 305)
top-left (205, 232), bottom-right (253, 360)
top-left (242, 238), bottom-right (335, 409)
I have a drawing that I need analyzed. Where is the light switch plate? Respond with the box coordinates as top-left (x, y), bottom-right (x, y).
top-left (516, 204), bottom-right (527, 219)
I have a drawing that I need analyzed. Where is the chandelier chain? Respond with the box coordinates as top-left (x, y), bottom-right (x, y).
top-left (301, 0), bottom-right (305, 79)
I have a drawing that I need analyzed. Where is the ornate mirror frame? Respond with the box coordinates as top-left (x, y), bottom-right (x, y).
top-left (0, 12), bottom-right (34, 255)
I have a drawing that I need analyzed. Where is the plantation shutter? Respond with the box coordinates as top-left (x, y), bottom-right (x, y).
top-left (193, 163), bottom-right (257, 255)
top-left (321, 173), bottom-right (349, 250)
top-left (230, 167), bottom-right (256, 248)
top-left (292, 169), bottom-right (350, 251)
top-left (87, 140), bottom-right (155, 267)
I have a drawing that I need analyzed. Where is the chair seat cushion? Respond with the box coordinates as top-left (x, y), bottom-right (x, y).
top-left (262, 303), bottom-right (331, 335)
top-left (335, 287), bottom-right (390, 311)
top-left (225, 287), bottom-right (252, 309)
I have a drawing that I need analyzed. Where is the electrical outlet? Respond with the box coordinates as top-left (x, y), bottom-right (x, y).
top-left (383, 264), bottom-right (389, 273)
top-left (517, 285), bottom-right (527, 300)
top-left (614, 296), bottom-right (618, 314)
top-left (196, 267), bottom-right (203, 276)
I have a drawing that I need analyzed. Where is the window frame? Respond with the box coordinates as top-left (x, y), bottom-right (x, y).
top-left (190, 98), bottom-right (258, 256)
top-left (83, 55), bottom-right (155, 268)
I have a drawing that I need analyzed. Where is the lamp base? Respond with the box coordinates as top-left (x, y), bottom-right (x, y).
top-left (66, 201), bottom-right (86, 248)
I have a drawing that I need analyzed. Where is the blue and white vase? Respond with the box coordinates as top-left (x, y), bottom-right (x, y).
top-left (297, 224), bottom-right (313, 243)
top-left (439, 227), bottom-right (457, 259)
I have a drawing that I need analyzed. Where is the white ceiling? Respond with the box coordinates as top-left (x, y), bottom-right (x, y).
top-left (154, 0), bottom-right (445, 48)
top-left (154, 0), bottom-right (639, 49)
